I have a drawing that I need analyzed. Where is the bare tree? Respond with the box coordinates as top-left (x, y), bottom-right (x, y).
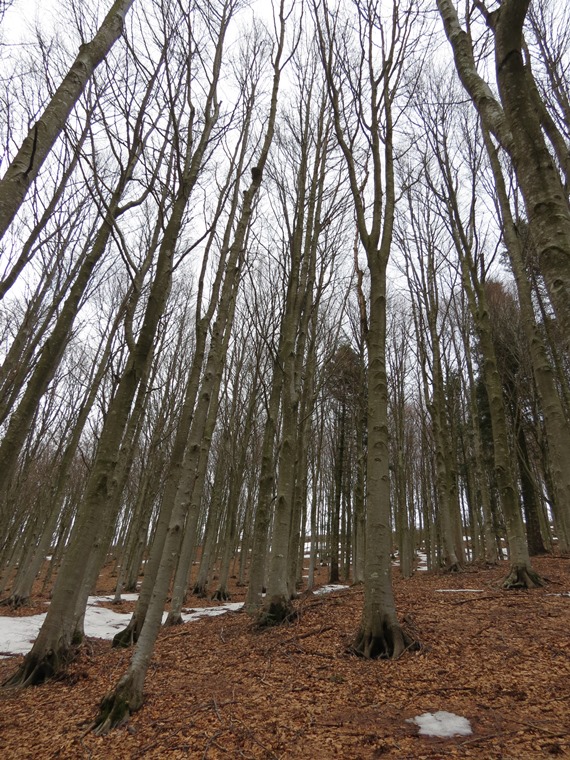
top-left (0, 0), bottom-right (135, 240)
top-left (92, 0), bottom-right (288, 732)
top-left (437, 0), bottom-right (570, 345)
top-left (2, 0), bottom-right (232, 689)
top-left (314, 0), bottom-right (420, 657)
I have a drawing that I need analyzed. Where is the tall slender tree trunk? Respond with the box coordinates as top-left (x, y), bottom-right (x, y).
top-left (437, 0), bottom-right (570, 342)
top-left (482, 125), bottom-right (570, 554)
top-left (0, 0), bottom-right (135, 240)
top-left (92, 6), bottom-right (286, 730)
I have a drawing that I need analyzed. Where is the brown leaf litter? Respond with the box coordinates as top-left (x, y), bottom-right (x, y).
top-left (0, 556), bottom-right (569, 759)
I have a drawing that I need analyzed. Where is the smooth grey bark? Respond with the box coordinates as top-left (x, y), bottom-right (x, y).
top-left (482, 125), bottom-right (570, 554)
top-left (167, 295), bottom-right (239, 615)
top-left (462, 331), bottom-right (498, 563)
top-left (2, 299), bottom-right (125, 607)
top-left (437, 0), bottom-right (570, 345)
top-left (0, 0), bottom-right (135, 240)
top-left (92, 3), bottom-right (286, 731)
top-left (138, 85), bottom-right (261, 633)
top-left (244, 351), bottom-right (283, 613)
top-left (0, 61), bottom-right (163, 520)
top-left (316, 0), bottom-right (419, 657)
top-left (111, 53), bottom-right (262, 643)
top-left (0, 115), bottom-right (92, 300)
top-left (402, 236), bottom-right (461, 572)
top-left (442, 182), bottom-right (542, 587)
top-left (213, 358), bottom-right (260, 601)
top-left (387, 313), bottom-right (414, 579)
top-left (260, 102), bottom-right (325, 622)
top-left (2, 31), bottom-right (216, 685)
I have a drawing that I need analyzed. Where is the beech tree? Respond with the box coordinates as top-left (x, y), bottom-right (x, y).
top-left (0, 0), bottom-right (135, 241)
top-left (436, 0), bottom-right (570, 346)
top-left (257, 53), bottom-right (337, 624)
top-left (314, 0), bottom-right (421, 657)
top-left (92, 0), bottom-right (288, 732)
top-left (418, 77), bottom-right (543, 587)
top-left (0, 54), bottom-right (168, 522)
top-left (398, 177), bottom-right (464, 572)
top-left (2, 0), bottom-right (570, 737)
top-left (2, 0), bottom-right (235, 688)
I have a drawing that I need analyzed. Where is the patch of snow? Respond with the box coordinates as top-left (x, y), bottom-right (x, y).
top-left (0, 599), bottom-right (243, 658)
top-left (89, 594), bottom-right (139, 604)
top-left (435, 589), bottom-right (485, 593)
top-left (406, 711), bottom-right (472, 738)
top-left (181, 603), bottom-right (242, 622)
top-left (0, 613), bottom-right (47, 657)
top-left (0, 584), bottom-right (350, 660)
top-left (313, 584), bottom-right (346, 595)
top-left (84, 606), bottom-right (133, 637)
top-left (416, 552), bottom-right (428, 572)
top-left (546, 593), bottom-right (570, 598)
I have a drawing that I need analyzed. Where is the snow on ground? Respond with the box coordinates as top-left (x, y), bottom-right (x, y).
top-left (406, 711), bottom-right (472, 737)
top-left (181, 603), bottom-right (243, 622)
top-left (312, 584), bottom-right (347, 595)
top-left (0, 585), bottom-right (350, 658)
top-left (0, 612), bottom-right (48, 657)
top-left (435, 589), bottom-right (485, 593)
top-left (391, 551), bottom-right (428, 572)
top-left (91, 594), bottom-right (139, 603)
top-left (416, 552), bottom-right (428, 571)
top-left (0, 597), bottom-right (244, 658)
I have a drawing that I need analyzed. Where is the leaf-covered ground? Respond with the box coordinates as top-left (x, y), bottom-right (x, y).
top-left (0, 555), bottom-right (569, 758)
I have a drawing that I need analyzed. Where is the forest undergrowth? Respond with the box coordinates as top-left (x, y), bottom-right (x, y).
top-left (0, 555), bottom-right (569, 759)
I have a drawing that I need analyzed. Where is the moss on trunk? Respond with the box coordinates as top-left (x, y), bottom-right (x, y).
top-left (192, 582), bottom-right (208, 598)
top-left (0, 593), bottom-right (29, 610)
top-left (211, 588), bottom-right (230, 602)
top-left (92, 668), bottom-right (145, 735)
top-left (163, 611), bottom-right (183, 627)
top-left (93, 695), bottom-right (132, 735)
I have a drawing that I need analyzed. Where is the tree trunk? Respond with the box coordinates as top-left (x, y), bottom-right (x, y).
top-left (437, 0), bottom-right (570, 343)
top-left (0, 0), bottom-right (135, 240)
top-left (482, 125), bottom-right (570, 554)
top-left (93, 5), bottom-right (286, 722)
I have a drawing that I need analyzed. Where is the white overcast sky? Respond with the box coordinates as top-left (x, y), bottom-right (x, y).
top-left (2, 0), bottom-right (275, 45)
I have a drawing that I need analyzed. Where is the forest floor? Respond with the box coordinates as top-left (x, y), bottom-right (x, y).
top-left (0, 555), bottom-right (569, 759)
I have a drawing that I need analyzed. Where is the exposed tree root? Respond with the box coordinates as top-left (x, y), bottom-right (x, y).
top-left (257, 595), bottom-right (297, 628)
top-left (351, 617), bottom-right (419, 660)
top-left (92, 694), bottom-right (132, 735)
top-left (444, 562), bottom-right (463, 574)
top-left (0, 594), bottom-right (29, 609)
top-left (193, 583), bottom-right (208, 598)
top-left (2, 645), bottom-right (76, 688)
top-left (163, 611), bottom-right (183, 627)
top-left (112, 616), bottom-right (142, 648)
top-left (211, 588), bottom-right (230, 602)
top-left (501, 564), bottom-right (546, 589)
top-left (92, 670), bottom-right (145, 736)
